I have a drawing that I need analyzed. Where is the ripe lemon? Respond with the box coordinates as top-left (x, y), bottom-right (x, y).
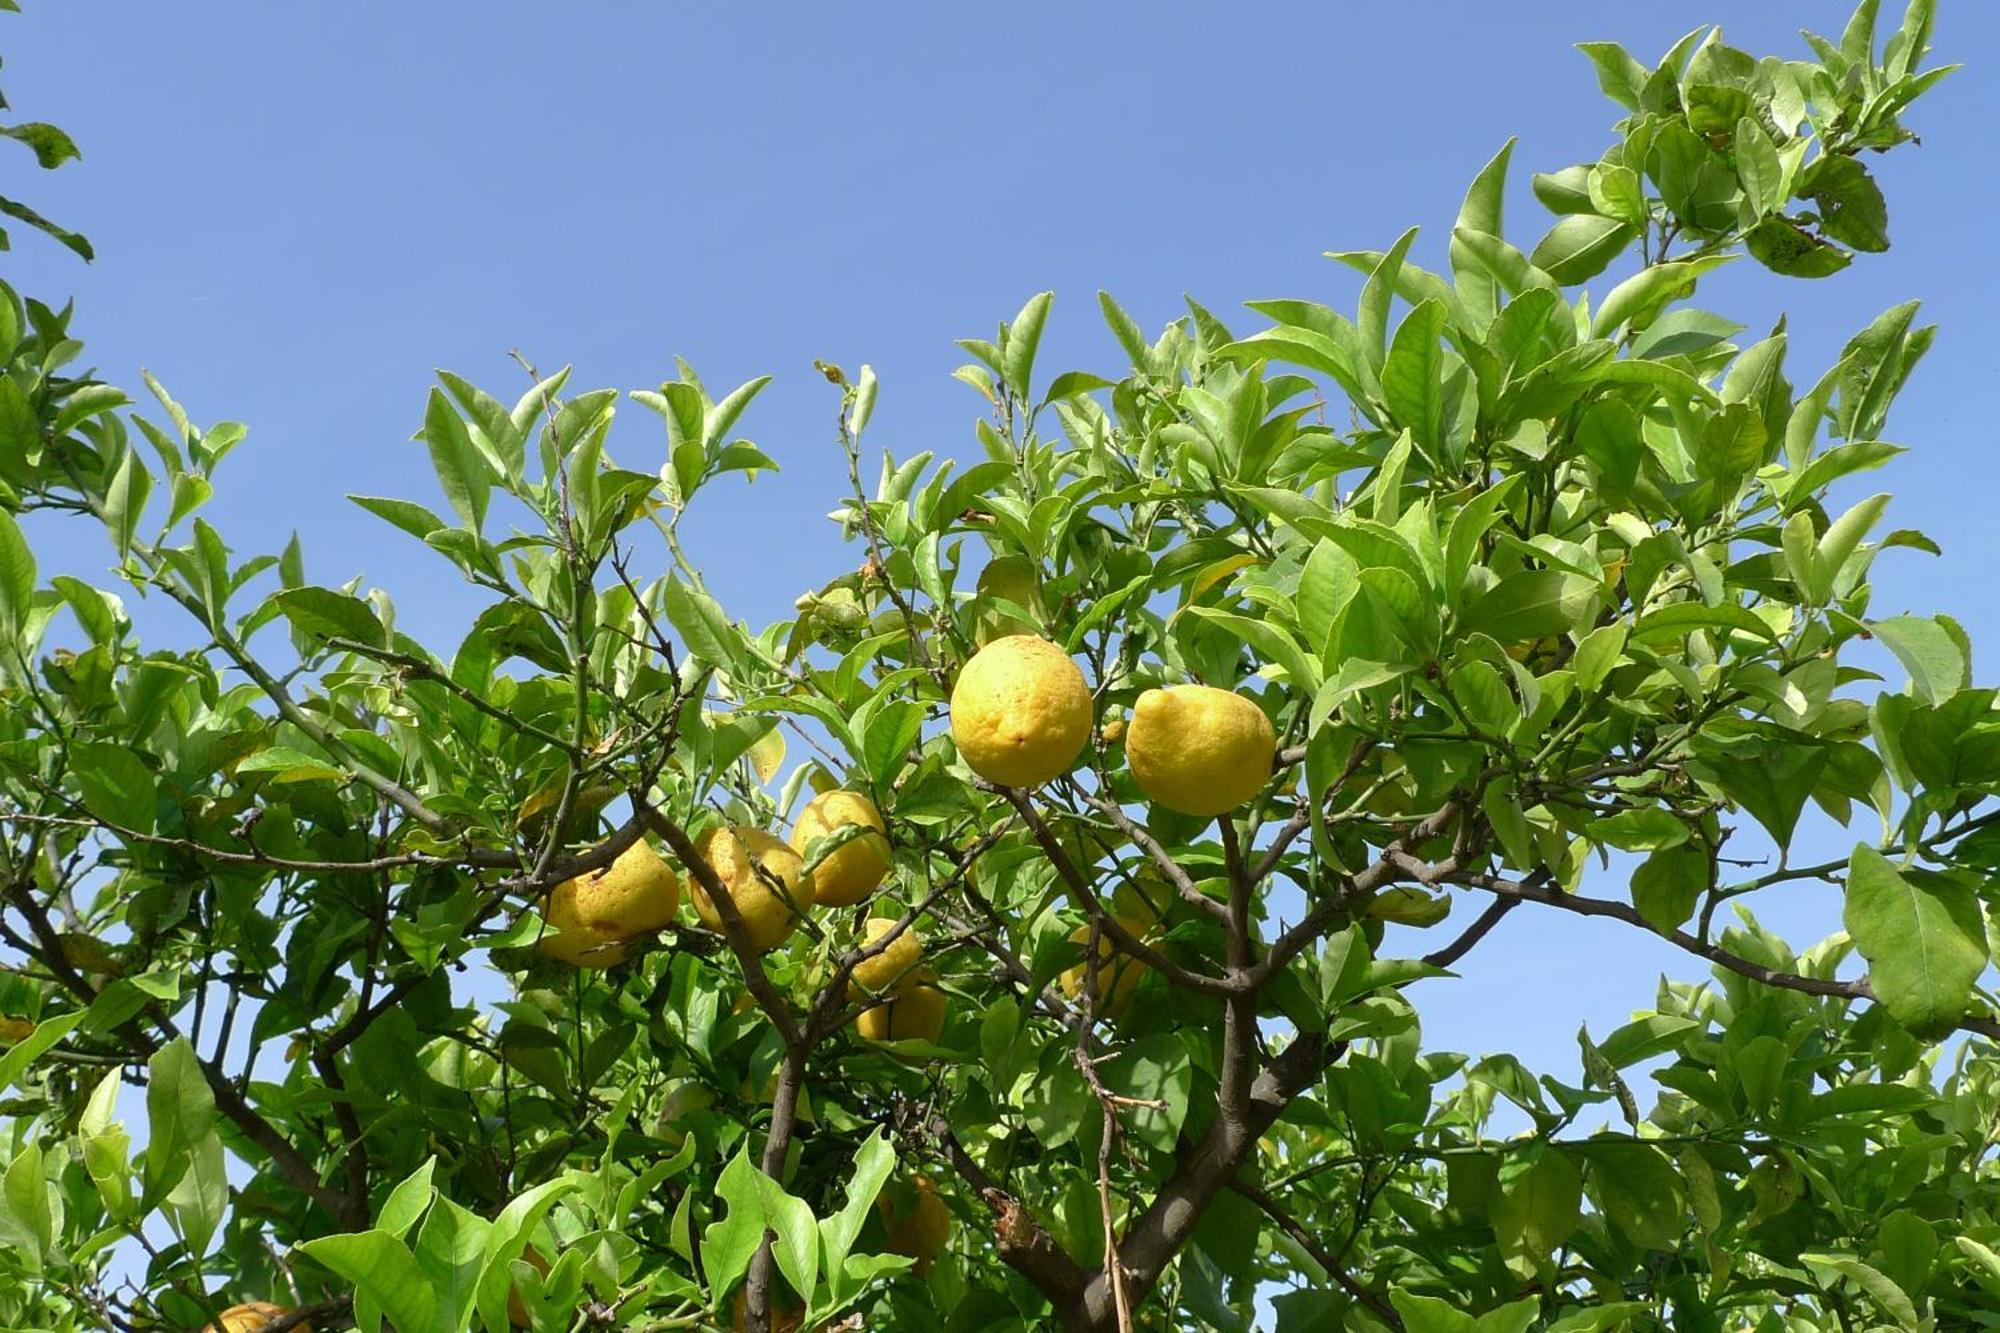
top-left (850, 917), bottom-right (923, 995)
top-left (1061, 920), bottom-right (1150, 1019)
top-left (688, 826), bottom-right (816, 952)
top-left (537, 839), bottom-right (681, 968)
top-left (856, 966), bottom-right (947, 1043)
top-left (876, 1175), bottom-right (954, 1274)
top-left (1126, 684), bottom-right (1276, 817)
top-left (204, 1304), bottom-right (312, 1333)
top-left (790, 790), bottom-right (889, 907)
top-left (949, 635), bottom-right (1092, 788)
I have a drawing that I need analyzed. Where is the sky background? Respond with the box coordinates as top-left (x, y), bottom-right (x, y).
top-left (6, 0), bottom-right (1999, 1158)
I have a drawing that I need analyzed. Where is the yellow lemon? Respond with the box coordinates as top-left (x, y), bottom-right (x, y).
top-left (876, 1175), bottom-right (954, 1274)
top-left (949, 635), bottom-right (1092, 788)
top-left (1060, 920), bottom-right (1151, 1019)
top-left (204, 1303), bottom-right (312, 1333)
top-left (688, 826), bottom-right (816, 952)
top-left (856, 966), bottom-right (948, 1043)
top-left (1125, 684), bottom-right (1276, 817)
top-left (850, 917), bottom-right (924, 995)
top-left (537, 839), bottom-right (681, 968)
top-left (790, 790), bottom-right (890, 907)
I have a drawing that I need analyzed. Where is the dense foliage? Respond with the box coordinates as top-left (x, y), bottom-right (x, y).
top-left (3, 2), bottom-right (1998, 1330)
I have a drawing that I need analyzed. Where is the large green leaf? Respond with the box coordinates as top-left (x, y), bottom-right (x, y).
top-left (298, 1230), bottom-right (439, 1333)
top-left (1490, 1149), bottom-right (1582, 1277)
top-left (1843, 846), bottom-right (1986, 1037)
top-left (144, 1037), bottom-right (216, 1202)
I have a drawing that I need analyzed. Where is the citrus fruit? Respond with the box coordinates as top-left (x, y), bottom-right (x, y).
top-left (1125, 684), bottom-right (1276, 817)
top-left (789, 790), bottom-right (890, 907)
top-left (537, 839), bottom-right (681, 968)
top-left (688, 826), bottom-right (816, 952)
top-left (949, 635), bottom-right (1092, 788)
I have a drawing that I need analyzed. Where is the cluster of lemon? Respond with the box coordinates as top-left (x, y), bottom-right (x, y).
top-left (951, 632), bottom-right (1277, 1016)
top-left (532, 788), bottom-right (944, 1042)
top-left (533, 629), bottom-right (1274, 1041)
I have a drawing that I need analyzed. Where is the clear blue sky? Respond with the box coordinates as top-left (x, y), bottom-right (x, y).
top-left (9, 3), bottom-right (1998, 1090)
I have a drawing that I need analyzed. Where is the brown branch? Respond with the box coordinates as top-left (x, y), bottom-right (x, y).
top-left (927, 1115), bottom-right (1091, 1316)
top-left (998, 787), bottom-right (1233, 998)
top-left (1458, 869), bottom-right (2000, 1043)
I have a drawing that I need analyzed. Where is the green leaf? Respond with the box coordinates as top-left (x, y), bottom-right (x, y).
top-left (1528, 215), bottom-right (1636, 285)
top-left (1571, 621), bottom-right (1627, 692)
top-left (1458, 571), bottom-right (1595, 643)
top-left (1631, 844), bottom-right (1706, 933)
top-left (0, 1141), bottom-right (50, 1273)
top-left (1844, 846), bottom-right (1986, 1037)
top-left (1592, 256), bottom-right (1733, 339)
top-left (164, 1129), bottom-right (227, 1258)
top-left (662, 577), bottom-right (747, 673)
top-left (1002, 291), bottom-right (1053, 401)
top-left (818, 1129), bottom-right (896, 1306)
top-left (377, 1156), bottom-right (436, 1240)
top-left (1870, 614), bottom-right (1967, 704)
top-left (144, 1037), bottom-right (217, 1202)
top-left (1452, 139), bottom-right (1517, 325)
top-left (1593, 807), bottom-right (1689, 853)
top-left (413, 1196), bottom-right (490, 1333)
top-left (1581, 1141), bottom-right (1685, 1250)
top-left (1184, 607), bottom-right (1321, 691)
top-left (350, 494), bottom-right (448, 543)
top-left (1576, 41), bottom-right (1649, 109)
top-left (1800, 156), bottom-right (1891, 253)
top-left (1490, 1149), bottom-right (1581, 1277)
top-left (1631, 601), bottom-right (1778, 645)
top-left (298, 1231), bottom-right (438, 1333)
top-left (71, 742), bottom-right (157, 835)
top-left (1746, 217), bottom-right (1852, 278)
top-left (1382, 299), bottom-right (1448, 452)
top-left (703, 1147), bottom-right (819, 1311)
top-left (0, 1010), bottom-right (85, 1091)
top-left (423, 387), bottom-right (493, 531)
top-left (274, 586), bottom-right (389, 649)
top-left (1103, 1034), bottom-right (1193, 1154)
top-left (0, 508), bottom-right (32, 635)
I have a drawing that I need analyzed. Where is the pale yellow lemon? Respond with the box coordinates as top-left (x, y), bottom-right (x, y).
top-left (856, 967), bottom-right (947, 1043)
top-left (789, 790), bottom-right (890, 907)
top-left (949, 635), bottom-right (1092, 788)
top-left (1060, 920), bottom-right (1151, 1019)
top-left (850, 917), bottom-right (923, 995)
top-left (1125, 684), bottom-right (1276, 817)
top-left (688, 826), bottom-right (816, 952)
top-left (537, 839), bottom-right (681, 968)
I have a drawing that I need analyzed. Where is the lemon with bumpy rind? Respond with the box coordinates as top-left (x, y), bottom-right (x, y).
top-left (856, 967), bottom-right (947, 1043)
top-left (790, 790), bottom-right (890, 907)
top-left (1061, 920), bottom-right (1151, 1019)
top-left (849, 917), bottom-right (923, 995)
top-left (538, 839), bottom-right (681, 968)
top-left (949, 635), bottom-right (1092, 788)
top-left (1125, 684), bottom-right (1276, 818)
top-left (688, 826), bottom-right (816, 952)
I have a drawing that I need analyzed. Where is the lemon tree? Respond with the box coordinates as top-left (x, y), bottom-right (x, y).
top-left (5, 3), bottom-right (2000, 1331)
